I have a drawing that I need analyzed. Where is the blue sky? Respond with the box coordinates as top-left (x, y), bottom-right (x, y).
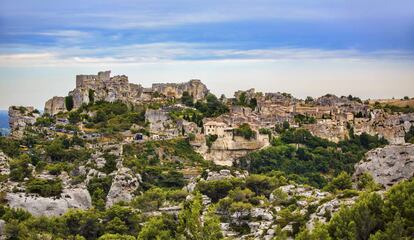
top-left (0, 0), bottom-right (414, 109)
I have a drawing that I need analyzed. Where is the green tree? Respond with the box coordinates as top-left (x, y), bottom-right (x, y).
top-left (65, 95), bottom-right (74, 111)
top-left (104, 217), bottom-right (128, 234)
top-left (89, 89), bottom-right (95, 103)
top-left (324, 172), bottom-right (353, 192)
top-left (137, 215), bottom-right (176, 240)
top-left (98, 234), bottom-right (135, 240)
top-left (177, 193), bottom-right (203, 239)
top-left (69, 111), bottom-right (81, 124)
top-left (9, 154), bottom-right (32, 181)
top-left (181, 91), bottom-right (194, 106)
top-left (234, 123), bottom-right (256, 140)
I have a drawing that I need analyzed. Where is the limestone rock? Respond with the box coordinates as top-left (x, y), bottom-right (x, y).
top-left (105, 167), bottom-right (140, 208)
top-left (44, 96), bottom-right (66, 115)
top-left (198, 136), bottom-right (268, 166)
top-left (205, 169), bottom-right (248, 181)
top-left (0, 219), bottom-right (5, 239)
top-left (6, 188), bottom-right (92, 216)
top-left (45, 71), bottom-right (210, 115)
top-left (353, 144), bottom-right (414, 188)
top-left (0, 151), bottom-right (10, 175)
top-left (8, 106), bottom-right (40, 138)
top-left (152, 79), bottom-right (209, 101)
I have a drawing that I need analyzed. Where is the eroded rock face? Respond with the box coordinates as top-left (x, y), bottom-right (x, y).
top-left (152, 79), bottom-right (209, 101)
top-left (354, 110), bottom-right (414, 144)
top-left (6, 188), bottom-right (92, 216)
top-left (105, 167), bottom-right (140, 208)
top-left (44, 96), bottom-right (66, 115)
top-left (44, 71), bottom-right (210, 115)
top-left (304, 121), bottom-right (348, 143)
top-left (0, 151), bottom-right (10, 175)
top-left (197, 136), bottom-right (269, 166)
top-left (353, 144), bottom-right (414, 188)
top-left (8, 106), bottom-right (40, 138)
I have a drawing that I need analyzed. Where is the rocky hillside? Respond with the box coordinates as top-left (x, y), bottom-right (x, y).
top-left (0, 72), bottom-right (413, 239)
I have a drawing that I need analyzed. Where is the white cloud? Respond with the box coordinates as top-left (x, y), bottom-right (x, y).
top-left (0, 42), bottom-right (412, 67)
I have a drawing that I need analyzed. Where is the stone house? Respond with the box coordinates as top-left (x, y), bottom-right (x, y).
top-left (204, 121), bottom-right (227, 137)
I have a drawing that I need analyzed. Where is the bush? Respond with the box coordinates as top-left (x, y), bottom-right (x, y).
top-left (324, 172), bottom-right (353, 192)
top-left (26, 178), bottom-right (63, 197)
top-left (132, 188), bottom-right (166, 212)
top-left (196, 178), bottom-right (244, 203)
top-left (234, 123), bottom-right (256, 140)
top-left (195, 93), bottom-right (229, 118)
top-left (206, 134), bottom-right (218, 149)
top-left (9, 154), bottom-right (32, 181)
top-left (87, 176), bottom-right (113, 210)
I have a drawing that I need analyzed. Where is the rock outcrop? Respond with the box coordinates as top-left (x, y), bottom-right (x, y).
top-left (353, 144), bottom-right (414, 188)
top-left (44, 71), bottom-right (210, 114)
top-left (152, 79), bottom-right (209, 100)
top-left (8, 106), bottom-right (40, 138)
top-left (0, 151), bottom-right (10, 175)
top-left (105, 167), bottom-right (140, 208)
top-left (304, 120), bottom-right (348, 143)
top-left (354, 110), bottom-right (414, 144)
top-left (193, 136), bottom-right (269, 166)
top-left (6, 188), bottom-right (92, 216)
top-left (44, 96), bottom-right (66, 115)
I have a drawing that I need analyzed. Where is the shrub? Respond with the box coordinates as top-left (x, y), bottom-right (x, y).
top-left (234, 123), bottom-right (256, 140)
top-left (205, 134), bottom-right (218, 149)
top-left (196, 178), bottom-right (244, 203)
top-left (9, 154), bottom-right (32, 181)
top-left (26, 178), bottom-right (63, 197)
top-left (324, 172), bottom-right (353, 192)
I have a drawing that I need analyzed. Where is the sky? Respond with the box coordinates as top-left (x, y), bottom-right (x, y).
top-left (0, 0), bottom-right (414, 109)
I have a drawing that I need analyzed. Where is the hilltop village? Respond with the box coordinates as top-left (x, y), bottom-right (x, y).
top-left (1, 71), bottom-right (414, 239)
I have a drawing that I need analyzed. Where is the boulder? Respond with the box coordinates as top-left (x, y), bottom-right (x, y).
top-left (6, 188), bottom-right (92, 216)
top-left (353, 144), bottom-right (414, 188)
top-left (105, 167), bottom-right (140, 207)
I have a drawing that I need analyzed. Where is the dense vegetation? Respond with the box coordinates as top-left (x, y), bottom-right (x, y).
top-left (297, 179), bottom-right (414, 240)
top-left (238, 128), bottom-right (388, 188)
top-left (194, 94), bottom-right (229, 118)
top-left (123, 139), bottom-right (208, 190)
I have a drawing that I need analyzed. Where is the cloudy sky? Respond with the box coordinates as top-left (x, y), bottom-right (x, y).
top-left (0, 0), bottom-right (413, 109)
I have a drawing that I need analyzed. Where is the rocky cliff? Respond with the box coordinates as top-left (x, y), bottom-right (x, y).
top-left (8, 106), bottom-right (40, 138)
top-left (353, 143), bottom-right (414, 188)
top-left (44, 71), bottom-right (209, 115)
top-left (44, 96), bottom-right (66, 115)
top-left (192, 135), bottom-right (269, 166)
top-left (354, 110), bottom-right (414, 144)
